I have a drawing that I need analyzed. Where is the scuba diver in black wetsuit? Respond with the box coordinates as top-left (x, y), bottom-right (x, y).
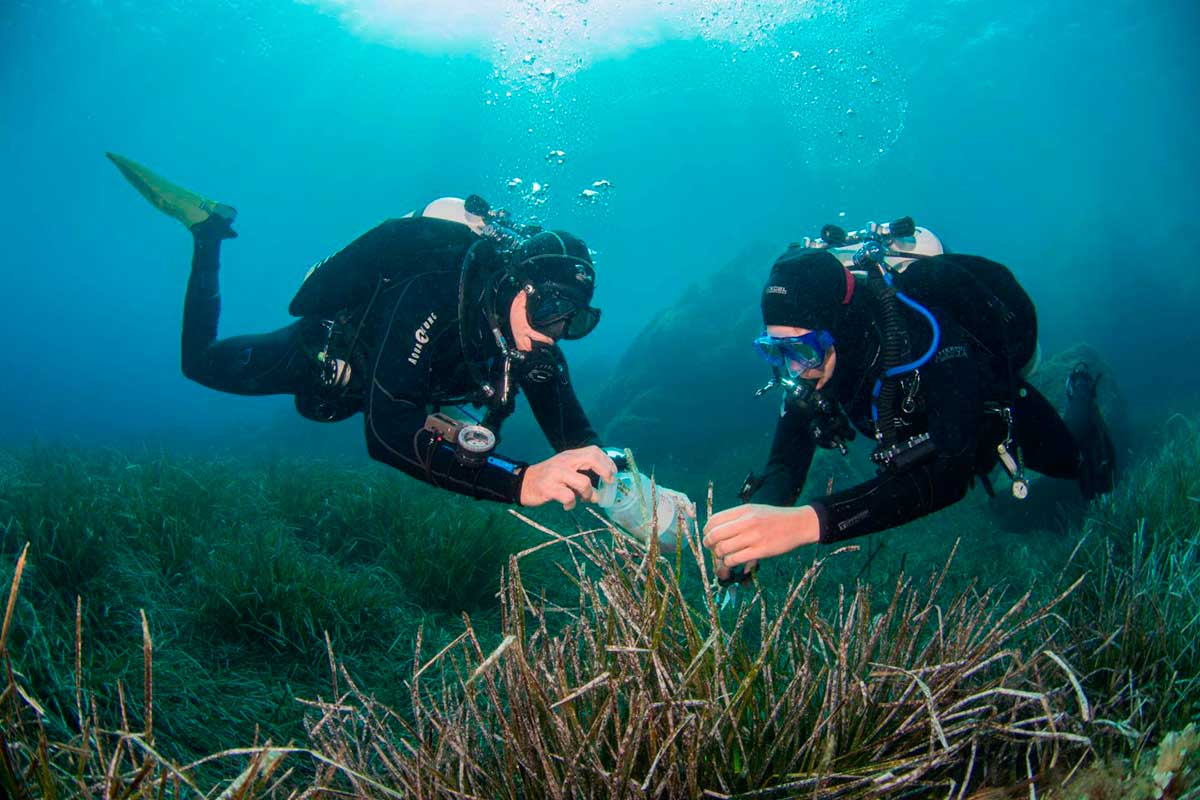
top-left (703, 218), bottom-right (1117, 582)
top-left (108, 153), bottom-right (618, 508)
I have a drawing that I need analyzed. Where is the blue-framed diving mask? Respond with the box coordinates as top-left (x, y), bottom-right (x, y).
top-left (753, 329), bottom-right (835, 376)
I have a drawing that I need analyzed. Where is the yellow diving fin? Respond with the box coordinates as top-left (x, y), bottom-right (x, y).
top-left (106, 152), bottom-right (237, 229)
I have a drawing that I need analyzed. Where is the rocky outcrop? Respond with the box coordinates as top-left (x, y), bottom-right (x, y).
top-left (590, 244), bottom-right (783, 501)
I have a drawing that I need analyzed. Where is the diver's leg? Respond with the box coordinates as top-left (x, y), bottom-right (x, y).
top-left (1013, 381), bottom-right (1080, 479)
top-left (1014, 375), bottom-right (1115, 497)
top-left (180, 217), bottom-right (230, 382)
top-left (1062, 365), bottom-right (1117, 498)
top-left (180, 219), bottom-right (313, 396)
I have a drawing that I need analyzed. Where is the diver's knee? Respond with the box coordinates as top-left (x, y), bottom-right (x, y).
top-left (180, 354), bottom-right (220, 390)
top-left (180, 357), bottom-right (203, 385)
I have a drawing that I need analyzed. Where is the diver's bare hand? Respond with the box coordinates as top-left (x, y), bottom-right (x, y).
top-left (519, 446), bottom-right (617, 510)
top-left (703, 504), bottom-right (820, 579)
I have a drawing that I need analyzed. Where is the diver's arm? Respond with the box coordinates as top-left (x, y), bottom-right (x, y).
top-left (707, 327), bottom-right (984, 570)
top-left (519, 345), bottom-right (603, 451)
top-left (812, 325), bottom-right (981, 543)
top-left (749, 405), bottom-right (817, 506)
top-left (363, 280), bottom-right (528, 503)
top-left (808, 456), bottom-right (974, 543)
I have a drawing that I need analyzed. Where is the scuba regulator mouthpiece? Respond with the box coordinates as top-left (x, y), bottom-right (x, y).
top-left (753, 372), bottom-right (855, 455)
top-left (754, 370), bottom-right (815, 402)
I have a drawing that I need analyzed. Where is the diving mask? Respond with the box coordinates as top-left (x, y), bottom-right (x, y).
top-left (753, 330), bottom-right (834, 375)
top-left (527, 284), bottom-right (601, 340)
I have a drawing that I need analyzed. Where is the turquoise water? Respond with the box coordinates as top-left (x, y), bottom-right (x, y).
top-left (1, 0), bottom-right (1197, 447)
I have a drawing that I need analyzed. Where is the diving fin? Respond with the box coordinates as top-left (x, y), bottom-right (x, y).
top-left (1065, 363), bottom-right (1117, 499)
top-left (106, 152), bottom-right (237, 231)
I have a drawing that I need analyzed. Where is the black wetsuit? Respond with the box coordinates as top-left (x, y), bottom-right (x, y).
top-left (750, 274), bottom-right (1089, 544)
top-left (181, 216), bottom-right (599, 503)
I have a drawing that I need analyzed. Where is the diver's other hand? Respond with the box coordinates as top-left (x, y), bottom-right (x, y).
top-left (703, 504), bottom-right (820, 579)
top-left (519, 446), bottom-right (617, 510)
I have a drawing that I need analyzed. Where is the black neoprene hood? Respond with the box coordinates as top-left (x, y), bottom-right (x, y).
top-left (761, 247), bottom-right (852, 333)
top-left (515, 230), bottom-right (595, 304)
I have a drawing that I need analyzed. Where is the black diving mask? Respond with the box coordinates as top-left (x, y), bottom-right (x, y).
top-left (527, 284), bottom-right (601, 340)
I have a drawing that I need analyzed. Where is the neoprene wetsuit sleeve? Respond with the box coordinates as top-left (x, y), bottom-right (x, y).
top-left (519, 345), bottom-right (603, 451)
top-left (363, 275), bottom-right (528, 504)
top-left (812, 319), bottom-right (981, 543)
top-left (750, 405), bottom-right (817, 506)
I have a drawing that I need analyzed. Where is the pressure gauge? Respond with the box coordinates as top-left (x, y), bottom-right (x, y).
top-left (997, 443), bottom-right (1030, 501)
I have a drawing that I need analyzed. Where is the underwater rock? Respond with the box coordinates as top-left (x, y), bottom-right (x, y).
top-left (591, 244), bottom-right (780, 500)
top-left (1028, 341), bottom-right (1132, 473)
top-left (1032, 723), bottom-right (1198, 799)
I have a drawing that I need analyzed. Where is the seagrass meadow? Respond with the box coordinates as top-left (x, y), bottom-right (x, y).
top-left (5, 0), bottom-right (1200, 796)
top-left (1, 417), bottom-right (1198, 798)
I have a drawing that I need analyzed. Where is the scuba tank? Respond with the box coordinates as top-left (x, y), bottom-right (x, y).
top-left (287, 197), bottom-right (531, 428)
top-left (289, 217), bottom-right (479, 318)
top-left (286, 211), bottom-right (485, 424)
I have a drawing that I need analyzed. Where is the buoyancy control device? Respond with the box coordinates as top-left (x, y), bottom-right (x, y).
top-left (799, 217), bottom-right (1038, 497)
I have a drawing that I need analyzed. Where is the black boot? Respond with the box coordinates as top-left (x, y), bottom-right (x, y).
top-left (1064, 363), bottom-right (1117, 498)
top-left (190, 213), bottom-right (238, 242)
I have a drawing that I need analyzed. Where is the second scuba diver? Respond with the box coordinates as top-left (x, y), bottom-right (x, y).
top-left (108, 153), bottom-right (623, 510)
top-left (703, 218), bottom-right (1117, 582)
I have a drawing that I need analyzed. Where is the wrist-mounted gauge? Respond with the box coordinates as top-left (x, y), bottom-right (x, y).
top-left (455, 424), bottom-right (496, 467)
top-left (423, 413), bottom-right (497, 468)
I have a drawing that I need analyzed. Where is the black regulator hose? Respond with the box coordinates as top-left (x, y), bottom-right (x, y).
top-left (868, 266), bottom-right (909, 449)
